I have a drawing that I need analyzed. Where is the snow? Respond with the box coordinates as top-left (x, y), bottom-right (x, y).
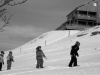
top-left (0, 26), bottom-right (100, 75)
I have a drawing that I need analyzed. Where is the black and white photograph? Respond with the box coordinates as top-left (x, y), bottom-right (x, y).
top-left (0, 0), bottom-right (100, 75)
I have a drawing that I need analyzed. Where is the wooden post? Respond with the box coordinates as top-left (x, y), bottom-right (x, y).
top-left (45, 40), bottom-right (46, 46)
top-left (20, 47), bottom-right (21, 53)
top-left (86, 21), bottom-right (88, 26)
top-left (68, 30), bottom-right (70, 37)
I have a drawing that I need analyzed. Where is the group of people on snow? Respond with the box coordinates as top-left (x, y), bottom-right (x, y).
top-left (0, 51), bottom-right (14, 71)
top-left (0, 41), bottom-right (80, 71)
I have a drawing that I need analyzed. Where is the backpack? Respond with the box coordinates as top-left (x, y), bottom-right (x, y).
top-left (7, 55), bottom-right (14, 61)
top-left (70, 45), bottom-right (75, 55)
top-left (6, 55), bottom-right (10, 60)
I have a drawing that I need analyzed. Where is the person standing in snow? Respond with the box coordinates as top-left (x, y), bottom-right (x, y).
top-left (68, 41), bottom-right (80, 67)
top-left (36, 46), bottom-right (47, 68)
top-left (0, 51), bottom-right (5, 71)
top-left (6, 51), bottom-right (14, 70)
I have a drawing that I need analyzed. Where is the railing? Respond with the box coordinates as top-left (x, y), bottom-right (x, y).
top-left (66, 24), bottom-right (91, 30)
top-left (77, 15), bottom-right (96, 20)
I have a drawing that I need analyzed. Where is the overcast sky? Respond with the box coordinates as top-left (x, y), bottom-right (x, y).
top-left (0, 0), bottom-right (90, 51)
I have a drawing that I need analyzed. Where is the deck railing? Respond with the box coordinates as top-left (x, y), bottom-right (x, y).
top-left (77, 15), bottom-right (96, 20)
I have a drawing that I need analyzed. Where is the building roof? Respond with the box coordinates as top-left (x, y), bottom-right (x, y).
top-left (67, 0), bottom-right (98, 17)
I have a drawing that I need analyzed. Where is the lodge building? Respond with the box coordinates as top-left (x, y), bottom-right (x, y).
top-left (56, 0), bottom-right (100, 30)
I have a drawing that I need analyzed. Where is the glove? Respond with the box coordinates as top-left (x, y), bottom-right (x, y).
top-left (12, 59), bottom-right (14, 62)
top-left (77, 55), bottom-right (79, 57)
top-left (45, 57), bottom-right (47, 59)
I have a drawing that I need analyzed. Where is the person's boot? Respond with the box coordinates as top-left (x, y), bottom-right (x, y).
top-left (36, 66), bottom-right (39, 69)
top-left (40, 66), bottom-right (44, 68)
top-left (73, 65), bottom-right (80, 67)
top-left (68, 65), bottom-right (72, 67)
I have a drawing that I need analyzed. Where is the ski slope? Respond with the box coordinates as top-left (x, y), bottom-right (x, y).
top-left (0, 26), bottom-right (100, 75)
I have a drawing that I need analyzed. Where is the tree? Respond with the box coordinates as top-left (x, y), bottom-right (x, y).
top-left (0, 0), bottom-right (27, 31)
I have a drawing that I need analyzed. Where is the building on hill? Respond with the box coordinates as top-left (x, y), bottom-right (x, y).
top-left (56, 0), bottom-right (100, 30)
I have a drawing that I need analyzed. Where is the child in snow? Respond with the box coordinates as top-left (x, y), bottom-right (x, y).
top-left (68, 41), bottom-right (80, 67)
top-left (6, 51), bottom-right (14, 70)
top-left (0, 51), bottom-right (5, 71)
top-left (36, 46), bottom-right (47, 68)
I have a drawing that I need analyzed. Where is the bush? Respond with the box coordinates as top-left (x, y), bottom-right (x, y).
top-left (77, 33), bottom-right (87, 37)
top-left (91, 31), bottom-right (100, 36)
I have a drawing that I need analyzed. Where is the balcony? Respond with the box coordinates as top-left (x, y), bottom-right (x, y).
top-left (77, 14), bottom-right (97, 20)
top-left (66, 24), bottom-right (90, 30)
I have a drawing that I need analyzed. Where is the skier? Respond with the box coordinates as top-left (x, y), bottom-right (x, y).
top-left (68, 41), bottom-right (80, 67)
top-left (0, 51), bottom-right (5, 71)
top-left (36, 46), bottom-right (47, 68)
top-left (6, 51), bottom-right (14, 70)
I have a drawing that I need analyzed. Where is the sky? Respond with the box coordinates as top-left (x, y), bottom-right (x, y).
top-left (0, 0), bottom-right (91, 51)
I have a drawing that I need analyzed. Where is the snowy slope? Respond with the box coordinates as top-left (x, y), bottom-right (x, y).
top-left (0, 26), bottom-right (100, 75)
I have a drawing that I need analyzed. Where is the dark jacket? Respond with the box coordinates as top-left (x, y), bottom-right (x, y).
top-left (36, 50), bottom-right (46, 59)
top-left (0, 54), bottom-right (3, 63)
top-left (0, 54), bottom-right (4, 64)
top-left (70, 45), bottom-right (79, 57)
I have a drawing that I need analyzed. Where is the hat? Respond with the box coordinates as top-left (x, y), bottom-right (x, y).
top-left (9, 51), bottom-right (12, 53)
top-left (36, 46), bottom-right (41, 51)
top-left (1, 51), bottom-right (5, 54)
top-left (75, 41), bottom-right (80, 46)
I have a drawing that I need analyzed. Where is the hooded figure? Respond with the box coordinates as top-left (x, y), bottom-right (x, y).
top-left (6, 51), bottom-right (14, 70)
top-left (0, 51), bottom-right (5, 71)
top-left (68, 41), bottom-right (80, 67)
top-left (36, 46), bottom-right (47, 68)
